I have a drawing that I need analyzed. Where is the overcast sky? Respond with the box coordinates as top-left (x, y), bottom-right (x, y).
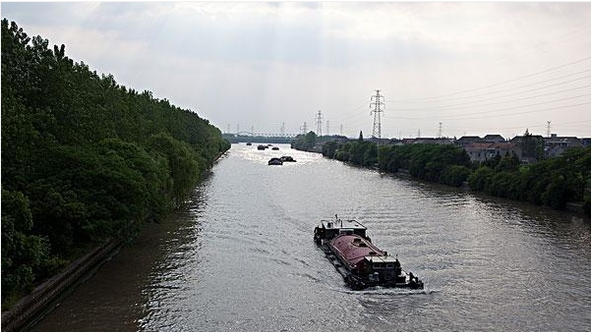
top-left (2, 1), bottom-right (591, 139)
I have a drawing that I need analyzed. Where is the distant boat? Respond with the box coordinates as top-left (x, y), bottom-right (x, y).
top-left (272, 146), bottom-right (279, 150)
top-left (280, 156), bottom-right (296, 162)
top-left (257, 145), bottom-right (267, 150)
top-left (268, 157), bottom-right (283, 165)
top-left (246, 142), bottom-right (252, 146)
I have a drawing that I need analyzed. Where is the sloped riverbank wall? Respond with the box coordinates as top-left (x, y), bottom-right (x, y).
top-left (1, 240), bottom-right (122, 332)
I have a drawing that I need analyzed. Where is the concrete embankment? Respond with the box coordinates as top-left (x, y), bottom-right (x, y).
top-left (1, 239), bottom-right (123, 332)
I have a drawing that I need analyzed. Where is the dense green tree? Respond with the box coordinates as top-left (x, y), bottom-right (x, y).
top-left (291, 131), bottom-right (317, 151)
top-left (494, 153), bottom-right (521, 172)
top-left (519, 129), bottom-right (545, 162)
top-left (470, 146), bottom-right (591, 211)
top-left (1, 190), bottom-right (53, 304)
top-left (322, 141), bottom-right (340, 159)
top-left (148, 133), bottom-right (201, 208)
top-left (1, 19), bottom-right (230, 308)
top-left (468, 166), bottom-right (494, 191)
top-left (441, 165), bottom-right (472, 187)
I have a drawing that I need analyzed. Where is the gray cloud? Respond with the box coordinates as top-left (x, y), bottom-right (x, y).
top-left (2, 2), bottom-right (590, 138)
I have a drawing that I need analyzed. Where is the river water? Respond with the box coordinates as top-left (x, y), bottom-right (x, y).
top-left (30, 143), bottom-right (591, 332)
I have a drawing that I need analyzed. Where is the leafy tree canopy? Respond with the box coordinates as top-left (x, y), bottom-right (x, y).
top-left (1, 19), bottom-right (230, 308)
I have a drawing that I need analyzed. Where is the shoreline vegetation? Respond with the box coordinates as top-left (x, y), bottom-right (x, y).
top-left (291, 132), bottom-right (591, 217)
top-left (1, 20), bottom-right (230, 310)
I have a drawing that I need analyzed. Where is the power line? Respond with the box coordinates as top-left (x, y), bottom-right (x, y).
top-left (388, 55), bottom-right (591, 103)
top-left (386, 99), bottom-right (591, 121)
top-left (389, 82), bottom-right (591, 113)
top-left (387, 69), bottom-right (591, 110)
top-left (338, 103), bottom-right (368, 120)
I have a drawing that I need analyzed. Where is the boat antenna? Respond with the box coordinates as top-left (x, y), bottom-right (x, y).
top-left (335, 214), bottom-right (343, 227)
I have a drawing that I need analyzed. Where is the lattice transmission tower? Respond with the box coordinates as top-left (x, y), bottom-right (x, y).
top-left (370, 90), bottom-right (385, 138)
top-left (300, 122), bottom-right (308, 135)
top-left (315, 110), bottom-right (323, 136)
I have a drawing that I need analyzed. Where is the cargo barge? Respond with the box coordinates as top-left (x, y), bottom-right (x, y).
top-left (314, 216), bottom-right (424, 290)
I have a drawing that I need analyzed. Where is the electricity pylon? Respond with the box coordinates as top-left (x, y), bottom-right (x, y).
top-left (370, 90), bottom-right (385, 138)
top-left (316, 110), bottom-right (323, 136)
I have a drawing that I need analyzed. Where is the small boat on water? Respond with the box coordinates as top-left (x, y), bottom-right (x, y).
top-left (268, 157), bottom-right (283, 165)
top-left (246, 142), bottom-right (252, 146)
top-left (280, 156), bottom-right (296, 162)
top-left (314, 215), bottom-right (424, 290)
top-left (257, 145), bottom-right (267, 150)
top-left (272, 146), bottom-right (279, 150)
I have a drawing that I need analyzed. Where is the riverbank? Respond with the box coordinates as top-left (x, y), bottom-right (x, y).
top-left (292, 140), bottom-right (591, 217)
top-left (1, 240), bottom-right (122, 332)
top-left (1, 149), bottom-right (230, 332)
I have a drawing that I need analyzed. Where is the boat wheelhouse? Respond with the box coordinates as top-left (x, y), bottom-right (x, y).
top-left (314, 218), bottom-right (368, 245)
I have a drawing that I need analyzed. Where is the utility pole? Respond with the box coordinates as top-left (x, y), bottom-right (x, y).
top-left (316, 110), bottom-right (323, 136)
top-left (438, 122), bottom-right (443, 138)
top-left (370, 90), bottom-right (385, 138)
top-left (281, 122), bottom-right (285, 136)
top-left (547, 121), bottom-right (551, 137)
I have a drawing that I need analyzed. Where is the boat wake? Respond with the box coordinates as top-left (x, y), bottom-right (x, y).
top-left (335, 286), bottom-right (434, 296)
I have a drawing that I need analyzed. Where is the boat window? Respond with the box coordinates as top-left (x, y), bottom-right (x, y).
top-left (373, 263), bottom-right (384, 269)
top-left (386, 264), bottom-right (394, 268)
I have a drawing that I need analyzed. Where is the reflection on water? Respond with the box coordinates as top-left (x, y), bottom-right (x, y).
top-left (31, 144), bottom-right (591, 332)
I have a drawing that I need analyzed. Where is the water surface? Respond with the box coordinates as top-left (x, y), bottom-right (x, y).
top-left (31, 143), bottom-right (591, 331)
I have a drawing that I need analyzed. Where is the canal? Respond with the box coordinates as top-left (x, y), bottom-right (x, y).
top-left (30, 143), bottom-right (591, 331)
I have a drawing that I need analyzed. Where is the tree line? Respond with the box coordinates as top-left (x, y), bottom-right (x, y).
top-left (293, 133), bottom-right (591, 216)
top-left (1, 20), bottom-right (230, 308)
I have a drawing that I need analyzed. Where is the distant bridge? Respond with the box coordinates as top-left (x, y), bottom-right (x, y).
top-left (222, 132), bottom-right (299, 144)
top-left (233, 131), bottom-right (299, 138)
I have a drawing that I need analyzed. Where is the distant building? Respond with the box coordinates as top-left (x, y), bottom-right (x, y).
top-left (482, 134), bottom-right (505, 143)
top-left (511, 134), bottom-right (545, 163)
top-left (367, 137), bottom-right (393, 145)
top-left (401, 137), bottom-right (454, 145)
top-left (456, 136), bottom-right (483, 148)
top-left (543, 134), bottom-right (582, 158)
top-left (464, 142), bottom-right (520, 163)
